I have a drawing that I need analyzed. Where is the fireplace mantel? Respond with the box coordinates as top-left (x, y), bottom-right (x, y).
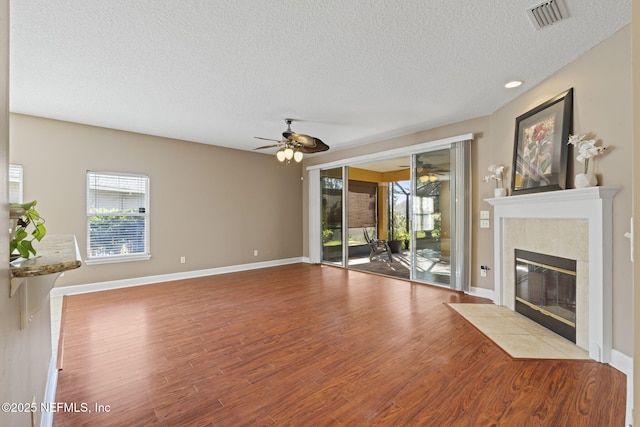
top-left (486, 186), bottom-right (621, 210)
top-left (486, 186), bottom-right (621, 362)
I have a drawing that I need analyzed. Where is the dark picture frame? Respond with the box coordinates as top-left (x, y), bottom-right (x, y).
top-left (511, 88), bottom-right (573, 195)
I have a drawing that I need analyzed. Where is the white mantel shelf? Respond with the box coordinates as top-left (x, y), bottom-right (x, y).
top-left (485, 186), bottom-right (621, 363)
top-left (486, 186), bottom-right (621, 208)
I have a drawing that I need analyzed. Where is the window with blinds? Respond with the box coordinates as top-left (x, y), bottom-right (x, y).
top-left (86, 171), bottom-right (150, 264)
top-left (9, 164), bottom-right (23, 203)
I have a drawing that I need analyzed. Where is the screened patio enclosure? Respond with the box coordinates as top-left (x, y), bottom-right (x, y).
top-left (311, 134), bottom-right (471, 291)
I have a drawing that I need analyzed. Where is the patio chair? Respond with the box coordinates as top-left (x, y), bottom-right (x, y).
top-left (363, 228), bottom-right (393, 262)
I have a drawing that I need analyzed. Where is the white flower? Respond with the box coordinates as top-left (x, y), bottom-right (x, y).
top-left (484, 164), bottom-right (504, 187)
top-left (568, 134), bottom-right (586, 146)
top-left (568, 133), bottom-right (609, 174)
top-left (488, 164), bottom-right (504, 175)
top-left (568, 134), bottom-right (608, 162)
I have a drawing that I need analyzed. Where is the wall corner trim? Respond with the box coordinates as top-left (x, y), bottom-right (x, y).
top-left (610, 349), bottom-right (633, 427)
top-left (40, 354), bottom-right (58, 427)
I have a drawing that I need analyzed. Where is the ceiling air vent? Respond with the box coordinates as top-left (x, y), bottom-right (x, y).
top-left (527, 0), bottom-right (568, 30)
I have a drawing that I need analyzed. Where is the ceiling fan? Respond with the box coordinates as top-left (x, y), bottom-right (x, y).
top-left (254, 119), bottom-right (329, 163)
top-left (417, 163), bottom-right (450, 183)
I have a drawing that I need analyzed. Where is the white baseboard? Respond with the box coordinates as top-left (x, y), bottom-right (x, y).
top-left (467, 286), bottom-right (494, 301)
top-left (610, 349), bottom-right (633, 427)
top-left (51, 257), bottom-right (304, 297)
top-left (40, 354), bottom-right (58, 427)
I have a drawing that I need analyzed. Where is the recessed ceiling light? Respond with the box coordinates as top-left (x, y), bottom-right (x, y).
top-left (505, 80), bottom-right (524, 89)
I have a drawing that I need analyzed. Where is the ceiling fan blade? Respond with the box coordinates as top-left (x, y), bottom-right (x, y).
top-left (254, 136), bottom-right (283, 142)
top-left (298, 138), bottom-right (329, 153)
top-left (283, 132), bottom-right (317, 147)
top-left (257, 119), bottom-right (330, 155)
top-left (254, 144), bottom-right (281, 150)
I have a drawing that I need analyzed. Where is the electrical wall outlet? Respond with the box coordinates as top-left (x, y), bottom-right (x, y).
top-left (180, 256), bottom-right (186, 264)
top-left (254, 250), bottom-right (258, 257)
top-left (480, 210), bottom-right (490, 219)
top-left (480, 219), bottom-right (490, 229)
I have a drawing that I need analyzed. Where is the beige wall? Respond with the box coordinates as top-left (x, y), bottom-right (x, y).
top-left (0, 3), bottom-right (52, 426)
top-left (10, 115), bottom-right (304, 287)
top-left (489, 26), bottom-right (633, 356)
top-left (303, 26), bottom-right (633, 356)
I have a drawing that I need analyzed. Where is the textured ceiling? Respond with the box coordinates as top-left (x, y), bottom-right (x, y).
top-left (9, 1), bottom-right (631, 155)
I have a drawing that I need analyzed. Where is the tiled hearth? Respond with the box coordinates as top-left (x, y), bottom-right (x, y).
top-left (486, 187), bottom-right (620, 363)
top-left (449, 303), bottom-right (588, 359)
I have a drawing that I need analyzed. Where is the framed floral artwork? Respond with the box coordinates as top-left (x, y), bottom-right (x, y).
top-left (511, 88), bottom-right (573, 195)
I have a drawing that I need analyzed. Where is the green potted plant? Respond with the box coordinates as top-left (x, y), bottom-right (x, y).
top-left (10, 200), bottom-right (46, 259)
top-left (430, 213), bottom-right (442, 240)
top-left (389, 213), bottom-right (410, 253)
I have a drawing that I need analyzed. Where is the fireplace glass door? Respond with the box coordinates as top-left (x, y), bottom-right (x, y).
top-left (515, 249), bottom-right (577, 342)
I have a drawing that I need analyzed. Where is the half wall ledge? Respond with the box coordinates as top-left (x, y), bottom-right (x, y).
top-left (10, 234), bottom-right (82, 329)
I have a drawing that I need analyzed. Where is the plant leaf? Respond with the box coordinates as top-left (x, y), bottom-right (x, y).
top-left (19, 200), bottom-right (37, 211)
top-left (14, 227), bottom-right (27, 241)
top-left (540, 142), bottom-right (551, 155)
top-left (22, 240), bottom-right (36, 256)
top-left (540, 158), bottom-right (551, 174)
top-left (17, 243), bottom-right (29, 258)
top-left (27, 210), bottom-right (41, 222)
top-left (32, 223), bottom-right (46, 241)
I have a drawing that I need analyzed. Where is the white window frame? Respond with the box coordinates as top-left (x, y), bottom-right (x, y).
top-left (85, 171), bottom-right (151, 265)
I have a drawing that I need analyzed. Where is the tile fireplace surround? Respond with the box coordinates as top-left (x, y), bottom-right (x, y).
top-left (486, 186), bottom-right (620, 363)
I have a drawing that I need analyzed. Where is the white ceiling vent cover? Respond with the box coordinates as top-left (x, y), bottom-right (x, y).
top-left (527, 0), bottom-right (568, 30)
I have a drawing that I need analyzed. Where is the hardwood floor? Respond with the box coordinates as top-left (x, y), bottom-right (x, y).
top-left (53, 263), bottom-right (626, 426)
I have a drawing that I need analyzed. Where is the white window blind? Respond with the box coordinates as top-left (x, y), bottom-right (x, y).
top-left (86, 171), bottom-right (150, 264)
top-left (9, 164), bottom-right (23, 203)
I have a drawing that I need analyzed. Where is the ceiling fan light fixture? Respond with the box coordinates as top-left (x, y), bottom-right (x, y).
top-left (284, 146), bottom-right (294, 160)
top-left (255, 118), bottom-right (330, 164)
top-left (419, 173), bottom-right (439, 183)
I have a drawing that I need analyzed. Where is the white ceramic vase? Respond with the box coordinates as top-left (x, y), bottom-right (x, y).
top-left (574, 173), bottom-right (597, 189)
top-left (494, 187), bottom-right (507, 198)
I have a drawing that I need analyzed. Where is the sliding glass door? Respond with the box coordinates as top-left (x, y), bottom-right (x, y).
top-left (411, 142), bottom-right (470, 290)
top-left (321, 168), bottom-right (344, 266)
top-left (413, 149), bottom-right (452, 286)
top-left (313, 135), bottom-right (471, 291)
